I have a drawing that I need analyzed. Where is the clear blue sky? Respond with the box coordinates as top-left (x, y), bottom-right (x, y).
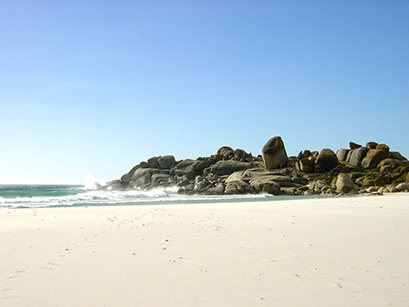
top-left (1, 1), bottom-right (408, 184)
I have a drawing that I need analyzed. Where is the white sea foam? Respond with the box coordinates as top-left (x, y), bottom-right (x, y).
top-left (83, 174), bottom-right (106, 190)
top-left (0, 186), bottom-right (273, 209)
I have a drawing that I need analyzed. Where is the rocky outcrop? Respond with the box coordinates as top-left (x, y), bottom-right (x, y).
top-left (262, 136), bottom-right (288, 170)
top-left (101, 137), bottom-right (409, 197)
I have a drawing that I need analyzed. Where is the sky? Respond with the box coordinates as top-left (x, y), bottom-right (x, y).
top-left (1, 1), bottom-right (408, 184)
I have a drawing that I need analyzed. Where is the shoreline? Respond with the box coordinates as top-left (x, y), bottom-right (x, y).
top-left (1, 193), bottom-right (408, 306)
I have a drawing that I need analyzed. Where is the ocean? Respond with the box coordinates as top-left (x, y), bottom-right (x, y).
top-left (0, 184), bottom-right (281, 209)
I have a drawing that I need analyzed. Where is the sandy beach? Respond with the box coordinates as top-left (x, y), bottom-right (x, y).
top-left (1, 194), bottom-right (408, 306)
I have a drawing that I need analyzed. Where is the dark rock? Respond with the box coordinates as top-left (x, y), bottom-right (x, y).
top-left (348, 147), bottom-right (369, 167)
top-left (389, 151), bottom-right (407, 161)
top-left (336, 149), bottom-right (349, 162)
top-left (151, 173), bottom-right (172, 186)
top-left (250, 178), bottom-right (281, 195)
top-left (298, 150), bottom-right (312, 160)
top-left (194, 176), bottom-right (211, 191)
top-left (131, 168), bottom-right (161, 185)
top-left (349, 142), bottom-right (361, 150)
top-left (217, 146), bottom-right (234, 160)
top-left (205, 183), bottom-right (226, 195)
top-left (120, 173), bottom-right (131, 184)
top-left (147, 157), bottom-right (160, 169)
top-left (374, 174), bottom-right (390, 187)
top-left (158, 155), bottom-right (176, 169)
top-left (234, 148), bottom-right (253, 162)
top-left (296, 158), bottom-right (314, 173)
top-left (173, 159), bottom-right (210, 179)
top-left (103, 180), bottom-right (126, 191)
top-left (225, 171), bottom-right (247, 183)
top-left (225, 180), bottom-right (253, 194)
top-left (291, 176), bottom-right (309, 185)
top-left (366, 142), bottom-right (378, 149)
top-left (362, 178), bottom-right (375, 186)
top-left (128, 164), bottom-right (141, 178)
top-left (280, 187), bottom-right (297, 195)
top-left (210, 161), bottom-right (251, 176)
top-left (315, 149), bottom-right (339, 173)
top-left (396, 182), bottom-right (409, 192)
top-left (378, 159), bottom-right (397, 173)
top-left (311, 151), bottom-right (319, 159)
top-left (361, 149), bottom-right (387, 169)
top-left (266, 175), bottom-right (292, 186)
top-left (139, 162), bottom-right (150, 168)
top-left (330, 164), bottom-right (349, 174)
top-left (376, 144), bottom-right (390, 154)
top-left (262, 136), bottom-right (288, 170)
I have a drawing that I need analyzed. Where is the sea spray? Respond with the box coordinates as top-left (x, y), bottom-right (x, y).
top-left (0, 184), bottom-right (275, 209)
top-left (83, 174), bottom-right (106, 190)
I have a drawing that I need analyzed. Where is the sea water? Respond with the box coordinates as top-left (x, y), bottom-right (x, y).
top-left (0, 184), bottom-right (283, 209)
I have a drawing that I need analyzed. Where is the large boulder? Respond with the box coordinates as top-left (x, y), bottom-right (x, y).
top-left (376, 144), bottom-right (390, 154)
top-left (374, 174), bottom-right (390, 187)
top-left (296, 158), bottom-right (314, 173)
top-left (378, 159), bottom-right (396, 173)
top-left (210, 161), bottom-right (251, 176)
top-left (315, 149), bottom-right (339, 173)
top-left (336, 148), bottom-right (349, 162)
top-left (225, 180), bottom-right (253, 194)
top-left (205, 183), bottom-right (226, 195)
top-left (157, 155), bottom-right (176, 169)
top-left (395, 182), bottom-right (409, 192)
top-left (234, 148), bottom-right (253, 162)
top-left (151, 173), bottom-right (173, 186)
top-left (389, 151), bottom-right (407, 161)
top-left (217, 146), bottom-right (234, 160)
top-left (361, 149), bottom-right (387, 169)
top-left (262, 136), bottom-right (288, 170)
top-left (349, 142), bottom-right (361, 150)
top-left (147, 157), bottom-right (160, 169)
top-left (120, 173), bottom-right (131, 184)
top-left (348, 147), bottom-right (369, 167)
top-left (366, 142), bottom-right (378, 149)
top-left (131, 168), bottom-right (161, 185)
top-left (334, 173), bottom-right (355, 193)
top-left (298, 150), bottom-right (312, 160)
top-left (173, 159), bottom-right (211, 179)
top-left (249, 177), bottom-right (281, 195)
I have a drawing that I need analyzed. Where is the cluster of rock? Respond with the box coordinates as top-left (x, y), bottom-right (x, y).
top-left (101, 136), bottom-right (409, 196)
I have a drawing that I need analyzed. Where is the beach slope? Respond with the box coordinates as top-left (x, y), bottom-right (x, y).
top-left (1, 194), bottom-right (408, 306)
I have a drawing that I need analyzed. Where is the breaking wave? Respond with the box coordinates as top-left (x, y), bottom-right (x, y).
top-left (0, 185), bottom-right (274, 209)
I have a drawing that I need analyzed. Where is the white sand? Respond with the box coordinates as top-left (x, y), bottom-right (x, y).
top-left (1, 194), bottom-right (408, 306)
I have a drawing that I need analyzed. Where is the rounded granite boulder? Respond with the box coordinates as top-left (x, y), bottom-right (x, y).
top-left (348, 147), bottom-right (369, 167)
top-left (157, 155), bottom-right (176, 169)
top-left (376, 144), bottom-right (390, 154)
top-left (366, 142), bottom-right (378, 149)
top-left (315, 149), bottom-right (339, 173)
top-left (336, 148), bottom-right (349, 162)
top-left (361, 149), bottom-right (388, 169)
top-left (262, 136), bottom-right (288, 170)
top-left (334, 173), bottom-right (355, 193)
